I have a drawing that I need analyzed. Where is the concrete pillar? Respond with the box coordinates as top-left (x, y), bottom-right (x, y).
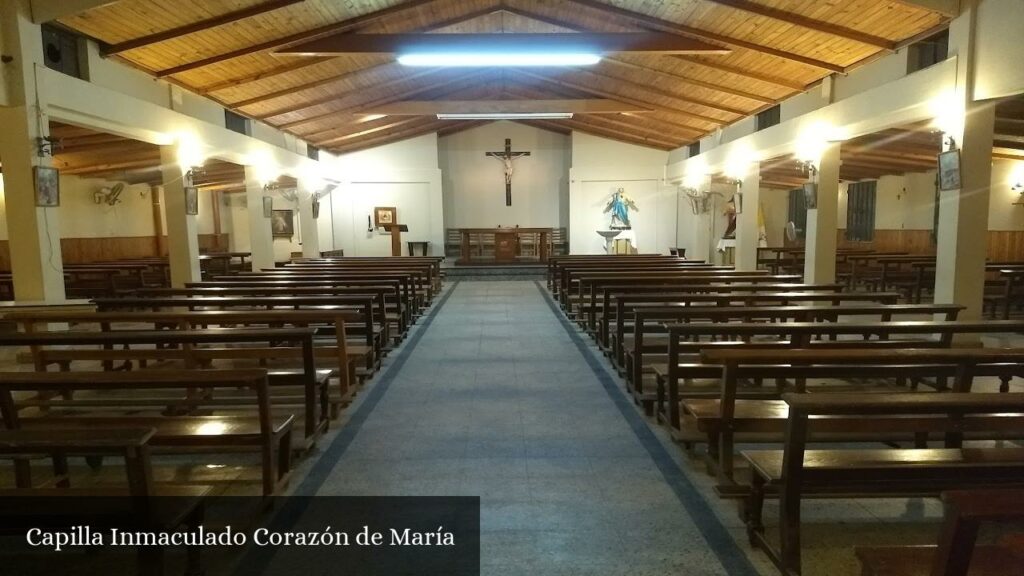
top-left (734, 162), bottom-right (762, 270)
top-left (0, 1), bottom-right (65, 301)
top-left (159, 145), bottom-right (201, 287)
top-left (804, 142), bottom-right (841, 284)
top-left (244, 167), bottom-right (275, 270)
top-left (298, 192), bottom-right (320, 258)
top-left (932, 0), bottom-right (993, 320)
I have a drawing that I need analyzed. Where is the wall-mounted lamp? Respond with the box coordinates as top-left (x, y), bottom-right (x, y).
top-left (36, 136), bottom-right (62, 157)
top-left (184, 166), bottom-right (205, 186)
top-left (1012, 181), bottom-right (1024, 205)
top-left (263, 182), bottom-right (280, 193)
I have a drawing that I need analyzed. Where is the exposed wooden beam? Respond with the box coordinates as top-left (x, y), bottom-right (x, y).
top-left (700, 0), bottom-right (896, 50)
top-left (526, 118), bottom-right (676, 150)
top-left (512, 69), bottom-right (725, 128)
top-left (315, 117), bottom-right (426, 147)
top-left (567, 114), bottom-right (686, 147)
top-left (673, 55), bottom-right (807, 91)
top-left (329, 119), bottom-right (450, 154)
top-left (102, 0), bottom-right (305, 56)
top-left (255, 67), bottom-right (444, 120)
top-left (498, 6), bottom-right (778, 104)
top-left (278, 32), bottom-right (730, 56)
top-left (573, 67), bottom-right (747, 117)
top-left (361, 99), bottom-right (651, 116)
top-left (888, 0), bottom-right (959, 17)
top-left (565, 0), bottom-right (846, 73)
top-left (279, 71), bottom-right (489, 132)
top-left (513, 120), bottom-right (572, 135)
top-left (503, 83), bottom-right (704, 137)
top-left (154, 0), bottom-right (442, 77)
top-left (30, 0), bottom-right (121, 23)
top-left (198, 5), bottom-right (501, 94)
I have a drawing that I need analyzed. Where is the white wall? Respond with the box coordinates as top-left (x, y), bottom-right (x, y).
top-left (569, 132), bottom-right (672, 254)
top-left (974, 0), bottom-right (1024, 100)
top-left (438, 121), bottom-right (569, 229)
top-left (321, 134), bottom-right (444, 256)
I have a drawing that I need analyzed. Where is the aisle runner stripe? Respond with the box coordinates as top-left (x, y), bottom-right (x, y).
top-left (236, 281), bottom-right (460, 576)
top-left (535, 281), bottom-right (760, 576)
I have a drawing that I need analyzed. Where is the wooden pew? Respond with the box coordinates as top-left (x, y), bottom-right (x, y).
top-left (91, 295), bottom-right (384, 370)
top-left (0, 368), bottom-right (293, 496)
top-left (223, 271), bottom-right (429, 311)
top-left (4, 309), bottom-right (361, 417)
top-left (743, 392), bottom-right (1024, 575)
top-left (855, 488), bottom-right (1024, 576)
top-left (623, 304), bottom-right (962, 414)
top-left (0, 428), bottom-right (209, 576)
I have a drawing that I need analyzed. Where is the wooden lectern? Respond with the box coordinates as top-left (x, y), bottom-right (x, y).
top-left (382, 223), bottom-right (409, 256)
top-left (494, 230), bottom-right (517, 262)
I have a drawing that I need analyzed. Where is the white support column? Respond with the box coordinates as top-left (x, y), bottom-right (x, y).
top-left (804, 142), bottom-right (841, 284)
top-left (734, 162), bottom-right (761, 270)
top-left (0, 0), bottom-right (65, 301)
top-left (159, 145), bottom-right (201, 287)
top-left (933, 0), bottom-right (992, 320)
top-left (298, 192), bottom-right (320, 258)
top-left (244, 167), bottom-right (275, 271)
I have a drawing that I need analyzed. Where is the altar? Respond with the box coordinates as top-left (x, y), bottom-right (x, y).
top-left (456, 228), bottom-right (553, 265)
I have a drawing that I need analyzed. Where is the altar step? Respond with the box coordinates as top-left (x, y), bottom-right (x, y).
top-left (442, 263), bottom-right (545, 281)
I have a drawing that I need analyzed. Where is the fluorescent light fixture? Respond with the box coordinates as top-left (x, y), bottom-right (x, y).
top-left (437, 113), bottom-right (574, 120)
top-left (397, 53), bottom-right (601, 67)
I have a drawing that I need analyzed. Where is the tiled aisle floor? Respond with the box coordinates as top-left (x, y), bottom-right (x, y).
top-left (283, 281), bottom-right (770, 576)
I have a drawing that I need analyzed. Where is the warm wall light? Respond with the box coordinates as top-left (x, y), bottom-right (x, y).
top-left (175, 132), bottom-right (205, 169)
top-left (929, 90), bottom-right (965, 143)
top-left (436, 112), bottom-right (573, 120)
top-left (724, 149), bottom-right (756, 184)
top-left (397, 53), bottom-right (601, 67)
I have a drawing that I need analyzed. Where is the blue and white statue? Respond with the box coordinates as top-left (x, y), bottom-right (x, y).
top-left (604, 188), bottom-right (638, 229)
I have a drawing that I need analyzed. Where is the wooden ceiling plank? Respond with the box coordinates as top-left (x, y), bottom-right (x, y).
top-left (154, 0), bottom-right (443, 78)
top-left (279, 70), bottom-right (490, 132)
top-left (102, 0), bottom-right (305, 56)
top-left (329, 119), bottom-right (449, 153)
top-left (497, 6), bottom-right (778, 104)
top-left (527, 118), bottom-right (676, 150)
top-left (227, 6), bottom-right (503, 107)
top-left (278, 32), bottom-right (731, 56)
top-left (673, 55), bottom-right (806, 91)
top-left (572, 66), bottom-right (747, 117)
top-left (564, 0), bottom-right (846, 73)
top-left (361, 99), bottom-right (651, 115)
top-left (512, 68), bottom-right (724, 128)
top-left (888, 0), bottom-right (959, 17)
top-left (701, 0), bottom-right (896, 50)
top-left (314, 117), bottom-right (426, 147)
top-left (32, 0), bottom-right (121, 23)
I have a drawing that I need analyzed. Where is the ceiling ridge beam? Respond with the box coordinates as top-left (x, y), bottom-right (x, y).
top-left (153, 0), bottom-right (442, 77)
top-left (564, 0), bottom-right (846, 73)
top-left (498, 6), bottom-right (778, 104)
top-left (700, 0), bottom-right (896, 50)
top-left (102, 0), bottom-right (305, 56)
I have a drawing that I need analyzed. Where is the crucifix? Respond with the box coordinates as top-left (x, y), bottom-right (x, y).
top-left (486, 138), bottom-right (530, 206)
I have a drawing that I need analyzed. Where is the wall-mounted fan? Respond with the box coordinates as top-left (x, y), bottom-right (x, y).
top-left (785, 221), bottom-right (799, 243)
top-left (94, 182), bottom-right (125, 206)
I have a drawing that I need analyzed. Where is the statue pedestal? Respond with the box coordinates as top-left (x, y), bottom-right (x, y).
top-left (596, 230), bottom-right (622, 254)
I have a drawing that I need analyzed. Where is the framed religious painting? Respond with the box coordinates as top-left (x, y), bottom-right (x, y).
top-left (374, 206), bottom-right (396, 229)
top-left (271, 210), bottom-right (294, 237)
top-left (34, 166), bottom-right (60, 207)
top-left (937, 149), bottom-right (962, 191)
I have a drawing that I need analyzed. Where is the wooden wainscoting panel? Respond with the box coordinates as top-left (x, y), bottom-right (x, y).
top-left (987, 230), bottom-right (1024, 261)
top-left (60, 237), bottom-right (160, 264)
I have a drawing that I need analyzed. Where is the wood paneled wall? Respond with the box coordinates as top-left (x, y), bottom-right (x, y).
top-left (0, 234), bottom-right (233, 270)
top-left (786, 228), bottom-right (1024, 261)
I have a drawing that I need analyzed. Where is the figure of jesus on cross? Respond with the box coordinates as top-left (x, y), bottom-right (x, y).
top-left (486, 138), bottom-right (530, 206)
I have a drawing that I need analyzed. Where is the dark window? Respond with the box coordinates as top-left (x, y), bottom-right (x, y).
top-left (908, 29), bottom-right (949, 73)
top-left (306, 145), bottom-right (320, 161)
top-left (225, 109), bottom-right (252, 136)
top-left (787, 188), bottom-right (807, 240)
top-left (756, 105), bottom-right (781, 132)
top-left (41, 25), bottom-right (83, 79)
top-left (687, 141), bottom-right (700, 157)
top-left (846, 180), bottom-right (877, 241)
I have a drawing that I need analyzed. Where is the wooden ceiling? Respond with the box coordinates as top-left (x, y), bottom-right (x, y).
top-left (57, 0), bottom-right (950, 153)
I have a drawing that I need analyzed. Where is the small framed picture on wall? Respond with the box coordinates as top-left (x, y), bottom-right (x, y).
top-left (937, 149), bottom-right (962, 191)
top-left (374, 206), bottom-right (396, 228)
top-left (262, 196), bottom-right (274, 218)
top-left (184, 186), bottom-right (199, 215)
top-left (34, 166), bottom-right (60, 207)
top-left (271, 210), bottom-right (294, 237)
